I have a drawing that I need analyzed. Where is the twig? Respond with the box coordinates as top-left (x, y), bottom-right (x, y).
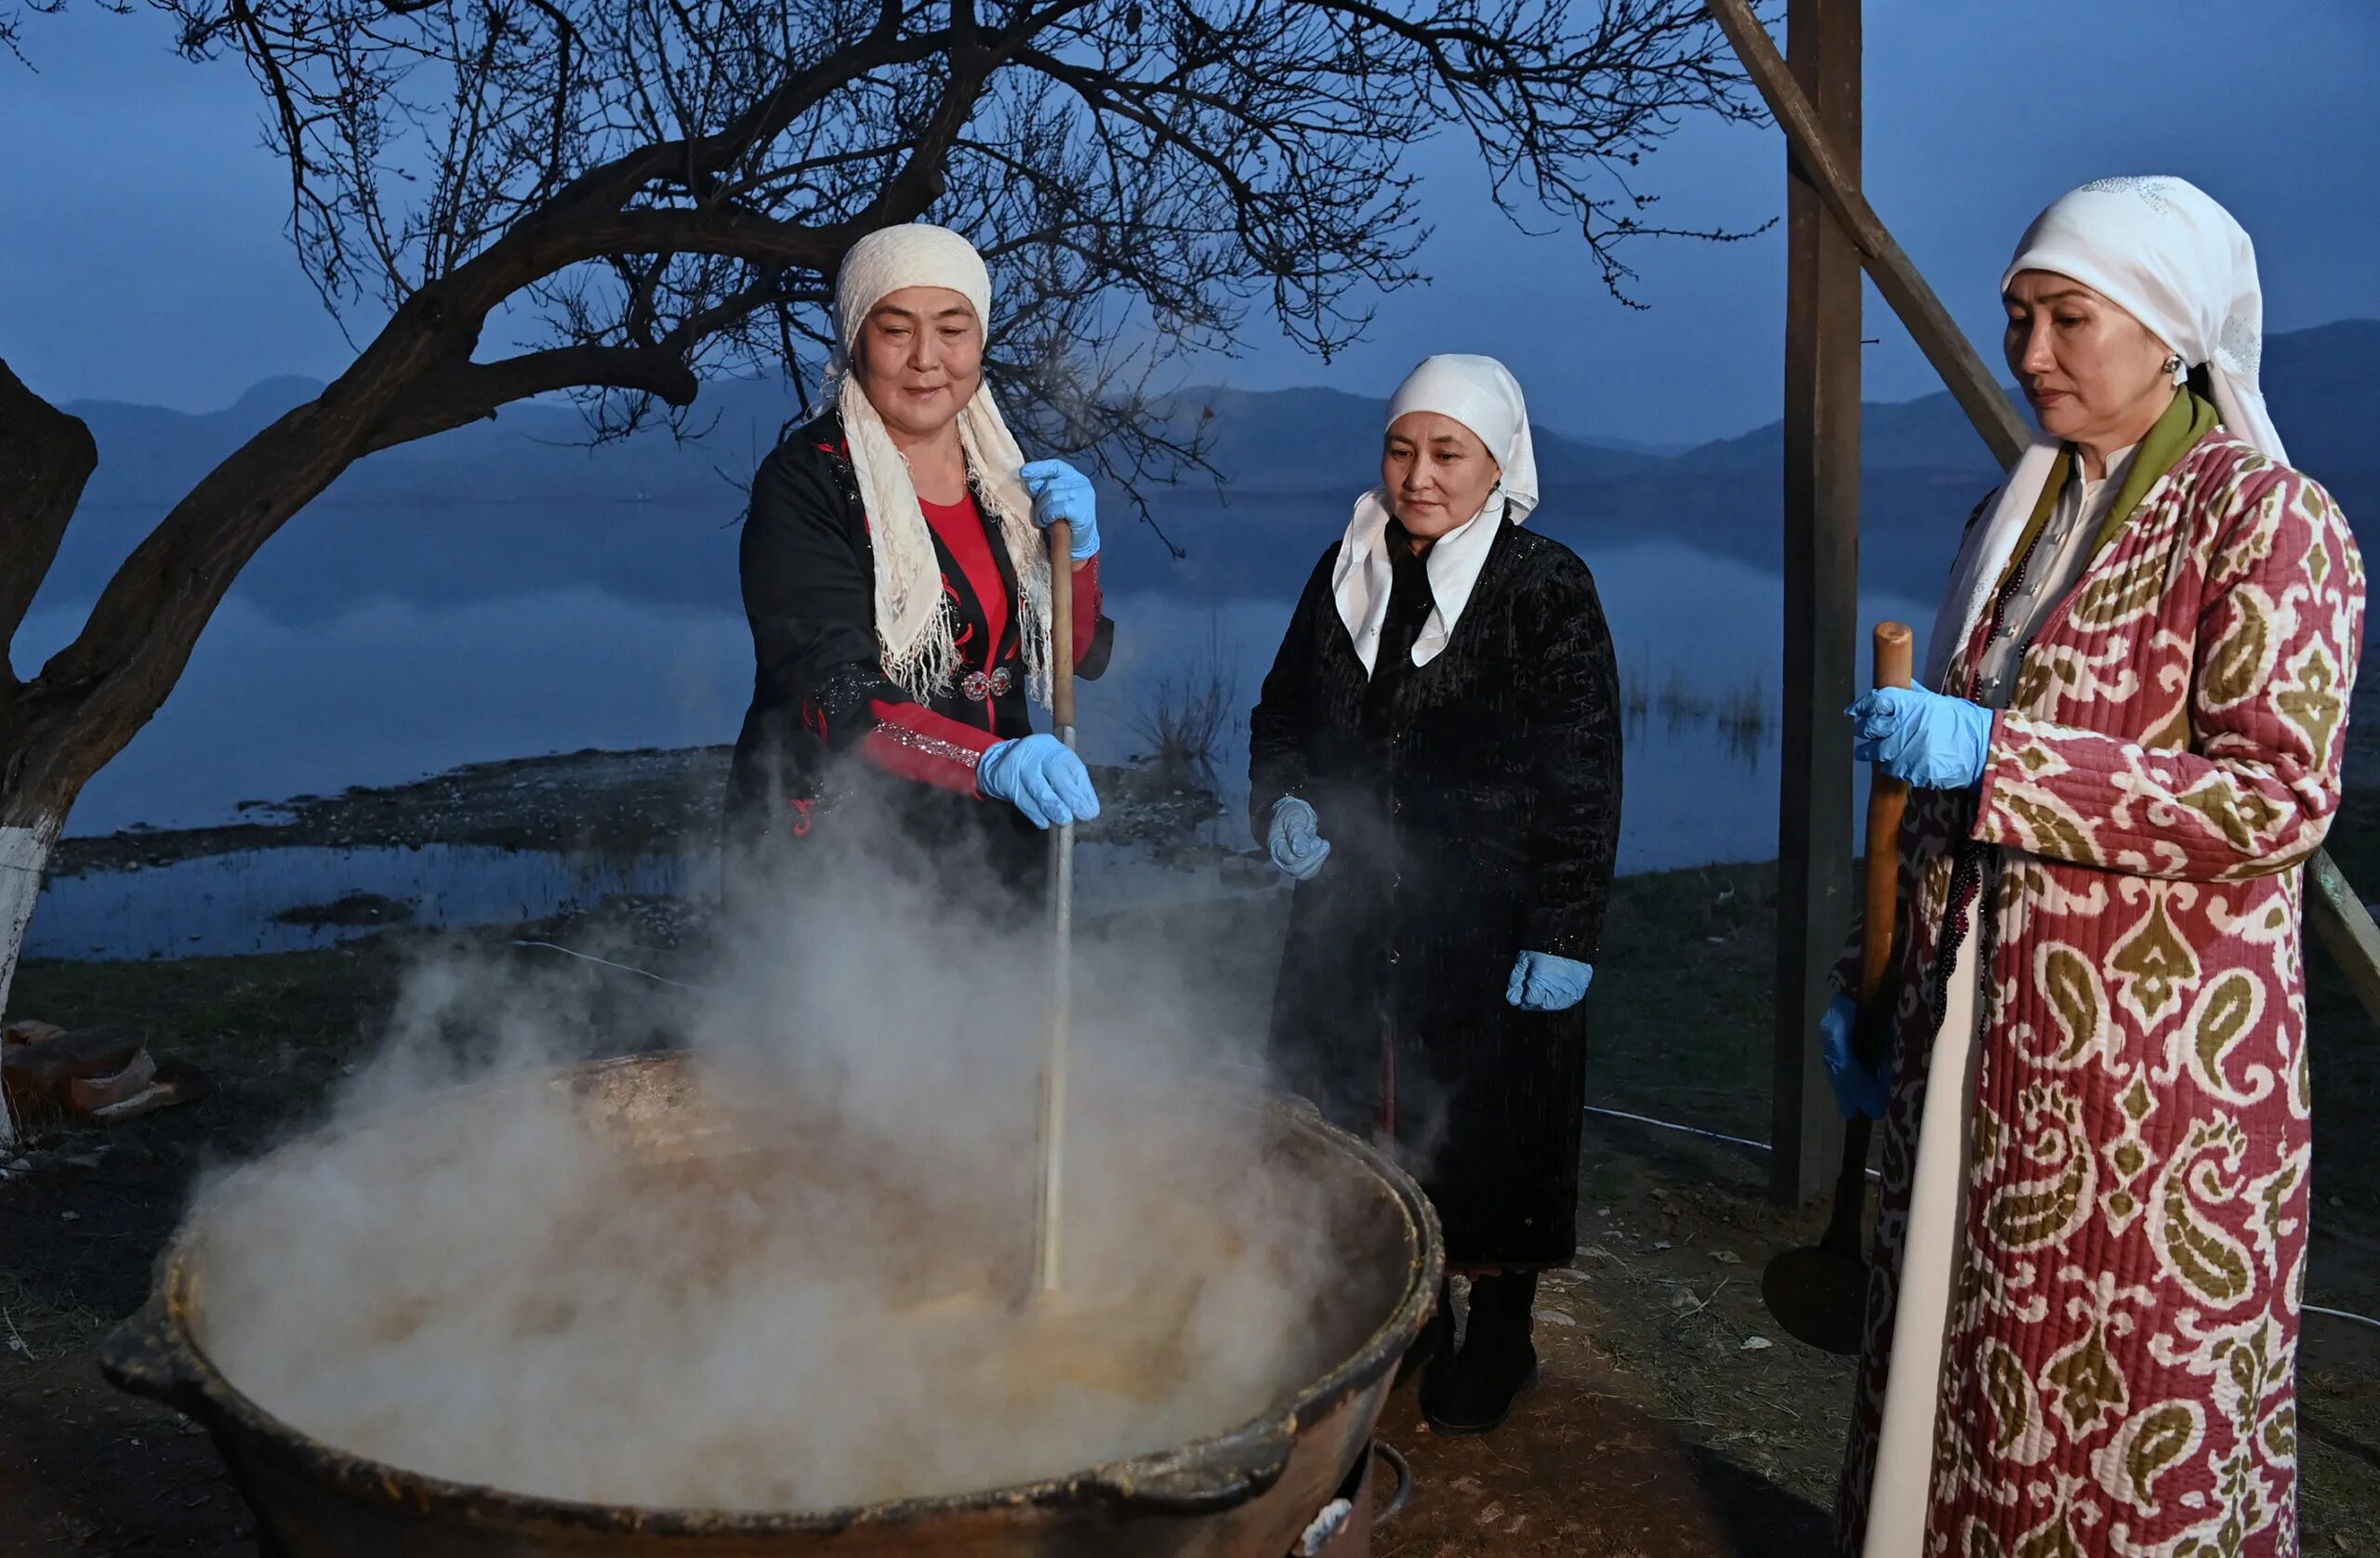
top-left (510, 941), bottom-right (701, 989)
top-left (1668, 1276), bottom-right (1730, 1326)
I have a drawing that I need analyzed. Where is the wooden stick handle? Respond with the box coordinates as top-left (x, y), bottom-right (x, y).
top-left (1857, 623), bottom-right (1914, 1058)
top-left (1048, 521), bottom-right (1076, 736)
top-left (1032, 517), bottom-right (1077, 1297)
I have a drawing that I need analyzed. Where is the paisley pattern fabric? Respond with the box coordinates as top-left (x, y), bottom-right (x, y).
top-left (1835, 429), bottom-right (2364, 1557)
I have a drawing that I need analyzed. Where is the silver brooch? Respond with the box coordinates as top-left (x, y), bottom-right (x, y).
top-left (959, 666), bottom-right (1016, 701)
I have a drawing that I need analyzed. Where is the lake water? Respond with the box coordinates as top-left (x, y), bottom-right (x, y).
top-left (16, 501), bottom-right (1935, 960)
top-left (27, 844), bottom-right (697, 961)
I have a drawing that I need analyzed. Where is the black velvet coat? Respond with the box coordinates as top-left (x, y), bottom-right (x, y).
top-left (1249, 515), bottom-right (1621, 1268)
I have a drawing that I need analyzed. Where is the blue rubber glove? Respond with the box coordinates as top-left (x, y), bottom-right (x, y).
top-left (1266, 797), bottom-right (1330, 880)
top-left (1507, 951), bottom-right (1593, 1011)
top-left (1845, 685), bottom-right (1993, 789)
top-left (1820, 993), bottom-right (1889, 1119)
top-left (976, 734), bottom-right (1101, 829)
top-left (1020, 459), bottom-right (1099, 560)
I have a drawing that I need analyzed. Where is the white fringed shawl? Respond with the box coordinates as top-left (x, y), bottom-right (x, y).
top-left (828, 224), bottom-right (1053, 704)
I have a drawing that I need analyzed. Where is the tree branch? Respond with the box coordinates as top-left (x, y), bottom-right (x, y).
top-left (545, 17), bottom-right (949, 213)
top-left (361, 344), bottom-right (702, 455)
top-left (0, 359), bottom-right (98, 682)
top-left (853, 2), bottom-right (1078, 231)
top-left (442, 205), bottom-right (850, 318)
top-left (226, 0), bottom-right (317, 268)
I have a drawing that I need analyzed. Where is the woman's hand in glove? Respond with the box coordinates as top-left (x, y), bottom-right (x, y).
top-left (977, 734), bottom-right (1100, 828)
top-left (1845, 684), bottom-right (1993, 789)
top-left (1021, 459), bottom-right (1099, 560)
top-left (1266, 797), bottom-right (1330, 880)
top-left (1820, 993), bottom-right (1889, 1119)
top-left (1506, 951), bottom-right (1593, 1011)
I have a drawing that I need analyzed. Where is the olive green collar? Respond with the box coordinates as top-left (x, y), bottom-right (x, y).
top-left (2086, 388), bottom-right (2220, 558)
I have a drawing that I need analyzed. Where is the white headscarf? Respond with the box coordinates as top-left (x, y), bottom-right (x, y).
top-left (1925, 176), bottom-right (2281, 685)
top-left (1333, 354), bottom-right (1540, 673)
top-left (826, 224), bottom-right (1051, 704)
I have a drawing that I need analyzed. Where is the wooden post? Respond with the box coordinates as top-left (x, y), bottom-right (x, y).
top-left (1771, 0), bottom-right (1862, 1206)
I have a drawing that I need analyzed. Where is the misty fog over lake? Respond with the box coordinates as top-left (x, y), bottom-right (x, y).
top-left (17, 492), bottom-right (1934, 872)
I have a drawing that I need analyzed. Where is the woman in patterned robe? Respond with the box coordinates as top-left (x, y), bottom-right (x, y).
top-left (1829, 178), bottom-right (2363, 1556)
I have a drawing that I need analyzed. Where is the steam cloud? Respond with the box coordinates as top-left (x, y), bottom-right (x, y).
top-left (189, 799), bottom-right (1389, 1511)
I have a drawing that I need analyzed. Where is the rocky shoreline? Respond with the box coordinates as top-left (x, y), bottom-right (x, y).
top-left (51, 746), bottom-right (1241, 878)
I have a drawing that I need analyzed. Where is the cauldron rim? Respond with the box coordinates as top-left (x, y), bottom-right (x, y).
top-left (102, 1051), bottom-right (1445, 1536)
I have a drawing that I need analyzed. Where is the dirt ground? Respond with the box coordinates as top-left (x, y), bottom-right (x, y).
top-left (3, 857), bottom-right (2377, 1556)
top-left (1369, 1126), bottom-right (2380, 1557)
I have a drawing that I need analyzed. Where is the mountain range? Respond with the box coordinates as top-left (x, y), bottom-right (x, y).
top-left (30, 319), bottom-right (2376, 617)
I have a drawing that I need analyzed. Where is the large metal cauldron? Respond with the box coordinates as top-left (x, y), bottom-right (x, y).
top-left (101, 1052), bottom-right (1441, 1557)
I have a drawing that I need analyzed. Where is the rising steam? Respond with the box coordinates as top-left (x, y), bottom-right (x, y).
top-left (189, 799), bottom-right (1384, 1510)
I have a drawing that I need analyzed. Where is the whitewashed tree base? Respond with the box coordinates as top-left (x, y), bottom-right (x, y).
top-left (0, 819), bottom-right (60, 1147)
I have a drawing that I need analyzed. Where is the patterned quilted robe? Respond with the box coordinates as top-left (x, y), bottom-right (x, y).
top-left (1836, 429), bottom-right (2364, 1557)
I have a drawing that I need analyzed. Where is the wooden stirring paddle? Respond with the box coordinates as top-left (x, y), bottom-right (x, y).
top-left (1759, 620), bottom-right (1912, 1355)
top-left (1031, 518), bottom-right (1078, 1299)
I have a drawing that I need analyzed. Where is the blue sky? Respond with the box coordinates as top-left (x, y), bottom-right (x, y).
top-left (3, 1), bottom-right (2374, 444)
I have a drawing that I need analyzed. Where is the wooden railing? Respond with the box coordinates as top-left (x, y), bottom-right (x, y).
top-left (1706, 0), bottom-right (2380, 1024)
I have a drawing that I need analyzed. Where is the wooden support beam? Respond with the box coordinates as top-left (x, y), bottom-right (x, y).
top-left (1706, 0), bottom-right (2380, 1032)
top-left (2308, 853), bottom-right (2380, 1021)
top-left (1768, 0), bottom-right (1861, 1207)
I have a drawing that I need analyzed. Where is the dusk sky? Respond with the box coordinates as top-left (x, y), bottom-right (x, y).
top-left (3, 1), bottom-right (2375, 446)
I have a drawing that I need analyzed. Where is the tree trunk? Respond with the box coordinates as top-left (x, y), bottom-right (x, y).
top-left (0, 811), bottom-right (61, 1147)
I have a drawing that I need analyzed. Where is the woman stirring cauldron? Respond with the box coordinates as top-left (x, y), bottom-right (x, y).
top-left (726, 224), bottom-right (1111, 895)
top-left (1250, 355), bottom-right (1623, 1435)
top-left (1827, 178), bottom-right (2362, 1557)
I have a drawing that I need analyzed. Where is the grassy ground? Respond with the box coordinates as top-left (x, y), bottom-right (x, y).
top-left (1588, 859), bottom-right (1781, 1146)
top-left (2, 852), bottom-right (2375, 1555)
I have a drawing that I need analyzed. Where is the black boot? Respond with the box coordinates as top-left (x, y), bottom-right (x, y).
top-left (1395, 1277), bottom-right (1456, 1390)
top-left (1420, 1273), bottom-right (1539, 1434)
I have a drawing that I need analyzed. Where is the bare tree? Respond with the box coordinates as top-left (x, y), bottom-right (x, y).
top-left (0, 0), bottom-right (1761, 1128)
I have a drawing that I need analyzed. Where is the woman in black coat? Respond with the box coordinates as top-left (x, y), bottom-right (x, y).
top-left (725, 223), bottom-right (1110, 903)
top-left (1250, 354), bottom-right (1621, 1435)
